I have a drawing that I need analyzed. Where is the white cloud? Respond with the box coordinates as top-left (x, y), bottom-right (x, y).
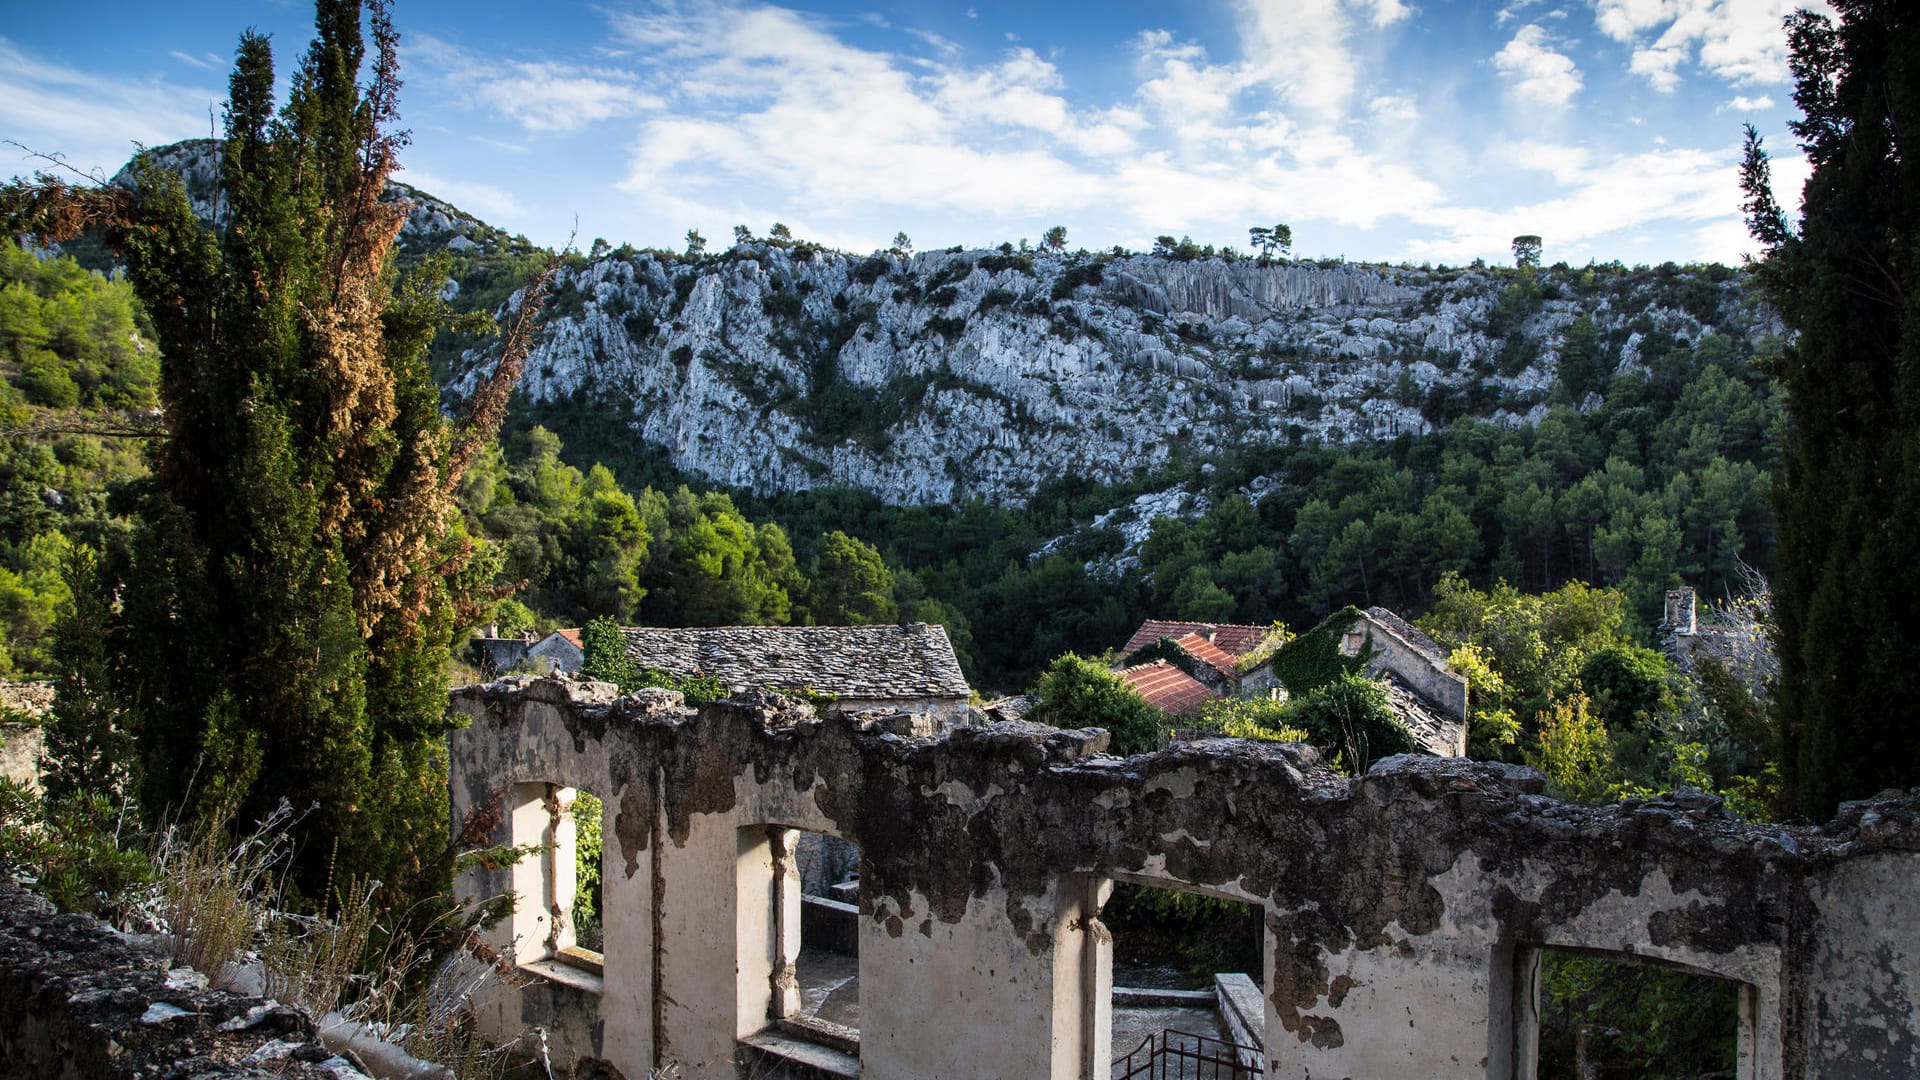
top-left (168, 50), bottom-right (223, 72)
top-left (398, 168), bottom-right (525, 221)
top-left (1496, 0), bottom-right (1544, 23)
top-left (1593, 0), bottom-right (1826, 90)
top-left (1493, 25), bottom-right (1583, 106)
top-left (1629, 44), bottom-right (1688, 92)
top-left (586, 1), bottom-right (1466, 253)
top-left (1499, 139), bottom-right (1594, 184)
top-left (1721, 94), bottom-right (1774, 111)
top-left (407, 35), bottom-right (661, 133)
top-left (0, 37), bottom-right (217, 182)
top-left (1403, 143), bottom-right (1745, 262)
top-left (904, 28), bottom-right (961, 57)
top-left (1368, 93), bottom-right (1419, 121)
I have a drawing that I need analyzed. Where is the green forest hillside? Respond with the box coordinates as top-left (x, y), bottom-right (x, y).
top-left (1, 230), bottom-right (1781, 695)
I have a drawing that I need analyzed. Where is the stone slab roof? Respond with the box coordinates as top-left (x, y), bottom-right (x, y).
top-left (1172, 632), bottom-right (1240, 678)
top-left (620, 623), bottom-right (970, 700)
top-left (1117, 660), bottom-right (1220, 716)
top-left (1122, 620), bottom-right (1272, 659)
top-left (1382, 674), bottom-right (1466, 758)
top-left (1363, 607), bottom-right (1449, 666)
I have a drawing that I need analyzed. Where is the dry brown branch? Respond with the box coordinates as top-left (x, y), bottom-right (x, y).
top-left (0, 171), bottom-right (136, 245)
top-left (446, 258), bottom-right (561, 486)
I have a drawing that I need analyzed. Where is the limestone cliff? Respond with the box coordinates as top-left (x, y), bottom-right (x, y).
top-left (453, 242), bottom-right (1775, 505)
top-left (110, 141), bottom-right (1779, 508)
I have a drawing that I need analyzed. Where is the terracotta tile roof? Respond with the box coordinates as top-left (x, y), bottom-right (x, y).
top-left (555, 628), bottom-right (582, 648)
top-left (1116, 660), bottom-right (1220, 716)
top-left (1122, 620), bottom-right (1273, 659)
top-left (619, 623), bottom-right (970, 701)
top-left (1172, 632), bottom-right (1239, 678)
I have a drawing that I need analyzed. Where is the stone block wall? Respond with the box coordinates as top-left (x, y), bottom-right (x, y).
top-left (0, 880), bottom-right (349, 1079)
top-left (447, 675), bottom-right (1920, 1080)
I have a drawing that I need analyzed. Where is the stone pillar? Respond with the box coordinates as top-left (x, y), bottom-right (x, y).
top-left (544, 785), bottom-right (579, 955)
top-left (597, 773), bottom-right (657, 1078)
top-left (1067, 875), bottom-right (1115, 1079)
top-left (768, 827), bottom-right (803, 1020)
top-left (506, 782), bottom-right (557, 962)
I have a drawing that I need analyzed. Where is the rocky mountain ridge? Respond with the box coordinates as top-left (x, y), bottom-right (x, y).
top-left (110, 141), bottom-right (1780, 508)
top-left (458, 241), bottom-right (1775, 505)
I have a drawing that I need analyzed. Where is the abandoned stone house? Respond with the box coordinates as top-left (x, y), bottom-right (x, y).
top-left (1335, 607), bottom-right (1470, 758)
top-left (448, 675), bottom-right (1920, 1080)
top-left (468, 626), bottom-right (584, 676)
top-left (531, 628), bottom-right (586, 673)
top-left (1118, 610), bottom-right (1470, 758)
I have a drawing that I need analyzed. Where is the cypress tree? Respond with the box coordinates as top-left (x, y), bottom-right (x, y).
top-left (2, 0), bottom-right (547, 893)
top-left (1740, 1), bottom-right (1920, 819)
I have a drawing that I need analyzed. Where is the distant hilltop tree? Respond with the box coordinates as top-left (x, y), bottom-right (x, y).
top-left (1042, 225), bottom-right (1068, 252)
top-left (685, 228), bottom-right (706, 256)
top-left (1512, 234), bottom-right (1543, 270)
top-left (1248, 223), bottom-right (1292, 262)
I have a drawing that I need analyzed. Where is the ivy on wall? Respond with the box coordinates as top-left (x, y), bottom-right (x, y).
top-left (1268, 606), bottom-right (1370, 695)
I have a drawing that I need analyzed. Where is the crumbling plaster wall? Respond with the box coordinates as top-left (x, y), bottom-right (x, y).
top-left (448, 676), bottom-right (1920, 1080)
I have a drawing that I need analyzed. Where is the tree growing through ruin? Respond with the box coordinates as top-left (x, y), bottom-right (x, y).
top-left (1739, 0), bottom-right (1920, 820)
top-left (1, 0), bottom-right (551, 894)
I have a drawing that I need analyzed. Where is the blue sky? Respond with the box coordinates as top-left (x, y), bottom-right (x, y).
top-left (1, 0), bottom-right (1818, 266)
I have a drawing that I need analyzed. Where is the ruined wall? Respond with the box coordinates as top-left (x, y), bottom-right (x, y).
top-left (0, 880), bottom-right (352, 1079)
top-left (1346, 611), bottom-right (1470, 724)
top-left (448, 676), bottom-right (1920, 1080)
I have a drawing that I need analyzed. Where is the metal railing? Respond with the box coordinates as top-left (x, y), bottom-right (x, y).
top-left (1114, 1028), bottom-right (1264, 1079)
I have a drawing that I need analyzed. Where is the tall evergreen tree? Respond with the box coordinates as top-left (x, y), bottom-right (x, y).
top-left (1740, 1), bottom-right (1920, 819)
top-left (2, 0), bottom-right (547, 892)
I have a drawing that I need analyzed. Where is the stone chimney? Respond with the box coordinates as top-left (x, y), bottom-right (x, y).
top-left (1664, 588), bottom-right (1697, 636)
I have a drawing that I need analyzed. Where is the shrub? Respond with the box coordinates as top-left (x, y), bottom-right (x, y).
top-left (1286, 672), bottom-right (1415, 772)
top-left (1191, 696), bottom-right (1310, 743)
top-left (1028, 653), bottom-right (1165, 755)
top-left (0, 779), bottom-right (152, 919)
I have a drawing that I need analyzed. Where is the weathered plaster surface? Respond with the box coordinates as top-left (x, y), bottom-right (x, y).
top-left (449, 676), bottom-right (1920, 1080)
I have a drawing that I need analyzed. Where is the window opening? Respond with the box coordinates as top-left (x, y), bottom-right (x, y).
top-left (567, 789), bottom-right (605, 962)
top-left (1530, 948), bottom-right (1743, 1079)
top-left (789, 829), bottom-right (862, 1043)
top-left (740, 827), bottom-right (863, 1075)
top-left (517, 783), bottom-right (603, 979)
top-left (1103, 880), bottom-right (1265, 1078)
